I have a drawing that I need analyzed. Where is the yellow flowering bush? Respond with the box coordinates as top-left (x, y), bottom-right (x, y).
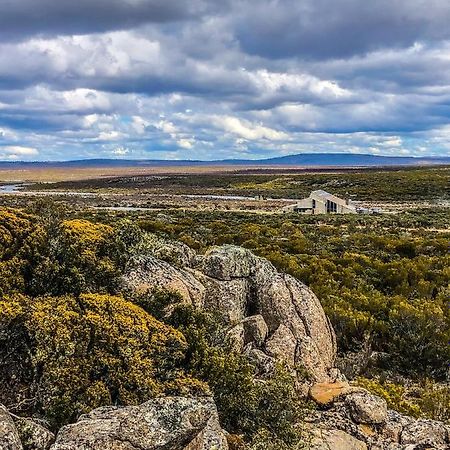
top-left (0, 293), bottom-right (207, 428)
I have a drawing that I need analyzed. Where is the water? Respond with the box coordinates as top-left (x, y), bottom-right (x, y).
top-left (0, 184), bottom-right (24, 193)
top-left (184, 194), bottom-right (260, 200)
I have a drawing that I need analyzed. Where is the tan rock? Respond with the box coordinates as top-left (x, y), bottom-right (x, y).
top-left (309, 381), bottom-right (353, 405)
top-left (310, 428), bottom-right (367, 450)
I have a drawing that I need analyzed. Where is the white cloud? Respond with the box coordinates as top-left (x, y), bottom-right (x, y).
top-left (0, 145), bottom-right (39, 159)
top-left (212, 115), bottom-right (288, 141)
top-left (112, 146), bottom-right (129, 155)
top-left (177, 138), bottom-right (194, 149)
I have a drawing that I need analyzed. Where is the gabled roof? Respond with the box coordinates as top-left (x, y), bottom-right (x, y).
top-left (310, 190), bottom-right (338, 200)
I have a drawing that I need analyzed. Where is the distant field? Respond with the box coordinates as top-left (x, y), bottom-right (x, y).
top-left (0, 164), bottom-right (364, 183)
top-left (22, 166), bottom-right (450, 202)
top-left (0, 165), bottom-right (255, 183)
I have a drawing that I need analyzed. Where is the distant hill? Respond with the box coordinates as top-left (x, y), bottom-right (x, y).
top-left (0, 153), bottom-right (449, 168)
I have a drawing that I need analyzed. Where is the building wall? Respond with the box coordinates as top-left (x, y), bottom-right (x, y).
top-left (284, 191), bottom-right (357, 214)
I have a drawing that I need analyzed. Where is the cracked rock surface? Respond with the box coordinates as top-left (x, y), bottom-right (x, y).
top-left (125, 244), bottom-right (337, 382)
top-left (50, 397), bottom-right (228, 450)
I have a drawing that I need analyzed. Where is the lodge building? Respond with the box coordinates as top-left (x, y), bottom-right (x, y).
top-left (282, 190), bottom-right (358, 214)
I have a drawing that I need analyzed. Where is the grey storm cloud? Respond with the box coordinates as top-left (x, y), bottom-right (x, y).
top-left (0, 0), bottom-right (225, 41)
top-left (235, 0), bottom-right (450, 59)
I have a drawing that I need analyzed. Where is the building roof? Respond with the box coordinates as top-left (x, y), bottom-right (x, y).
top-left (310, 190), bottom-right (336, 199)
top-left (310, 190), bottom-right (349, 205)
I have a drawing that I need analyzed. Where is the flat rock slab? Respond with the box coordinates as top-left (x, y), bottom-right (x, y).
top-left (50, 397), bottom-right (228, 450)
top-left (309, 381), bottom-right (355, 405)
top-left (310, 428), bottom-right (367, 450)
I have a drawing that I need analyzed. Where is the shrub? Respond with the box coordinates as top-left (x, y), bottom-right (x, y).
top-left (30, 219), bottom-right (122, 296)
top-left (0, 208), bottom-right (46, 296)
top-left (0, 293), bottom-right (206, 428)
top-left (356, 377), bottom-right (450, 423)
top-left (385, 299), bottom-right (450, 379)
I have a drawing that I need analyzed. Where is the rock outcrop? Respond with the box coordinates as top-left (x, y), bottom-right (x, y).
top-left (125, 244), bottom-right (337, 382)
top-left (3, 241), bottom-right (446, 450)
top-left (50, 397), bottom-right (227, 450)
top-left (307, 382), bottom-right (450, 449)
top-left (0, 398), bottom-right (226, 450)
top-left (124, 241), bottom-right (450, 449)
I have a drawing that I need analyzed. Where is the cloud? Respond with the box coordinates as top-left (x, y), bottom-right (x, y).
top-left (0, 0), bottom-right (223, 42)
top-left (235, 0), bottom-right (450, 60)
top-left (212, 115), bottom-right (288, 141)
top-left (0, 145), bottom-right (39, 159)
top-left (112, 146), bottom-right (129, 156)
top-left (0, 0), bottom-right (449, 160)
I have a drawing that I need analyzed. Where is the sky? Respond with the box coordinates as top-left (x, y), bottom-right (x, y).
top-left (1, 0), bottom-right (450, 161)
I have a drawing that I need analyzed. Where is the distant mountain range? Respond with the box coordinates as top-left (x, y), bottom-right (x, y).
top-left (0, 153), bottom-right (449, 168)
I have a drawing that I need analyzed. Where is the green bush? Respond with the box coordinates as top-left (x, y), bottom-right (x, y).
top-left (357, 377), bottom-right (450, 423)
top-left (0, 208), bottom-right (46, 296)
top-left (157, 303), bottom-right (308, 448)
top-left (30, 219), bottom-right (122, 296)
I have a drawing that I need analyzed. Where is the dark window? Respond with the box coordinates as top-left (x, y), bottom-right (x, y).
top-left (326, 200), bottom-right (337, 213)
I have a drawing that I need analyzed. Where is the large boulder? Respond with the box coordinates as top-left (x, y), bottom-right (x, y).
top-left (124, 244), bottom-right (337, 382)
top-left (0, 404), bottom-right (22, 450)
top-left (50, 397), bottom-right (228, 450)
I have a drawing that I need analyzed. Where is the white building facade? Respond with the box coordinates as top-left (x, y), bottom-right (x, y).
top-left (283, 190), bottom-right (358, 214)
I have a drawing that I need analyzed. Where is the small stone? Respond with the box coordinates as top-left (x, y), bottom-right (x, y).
top-left (245, 348), bottom-right (275, 375)
top-left (242, 315), bottom-right (268, 347)
top-left (310, 428), bottom-right (367, 450)
top-left (346, 391), bottom-right (388, 424)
